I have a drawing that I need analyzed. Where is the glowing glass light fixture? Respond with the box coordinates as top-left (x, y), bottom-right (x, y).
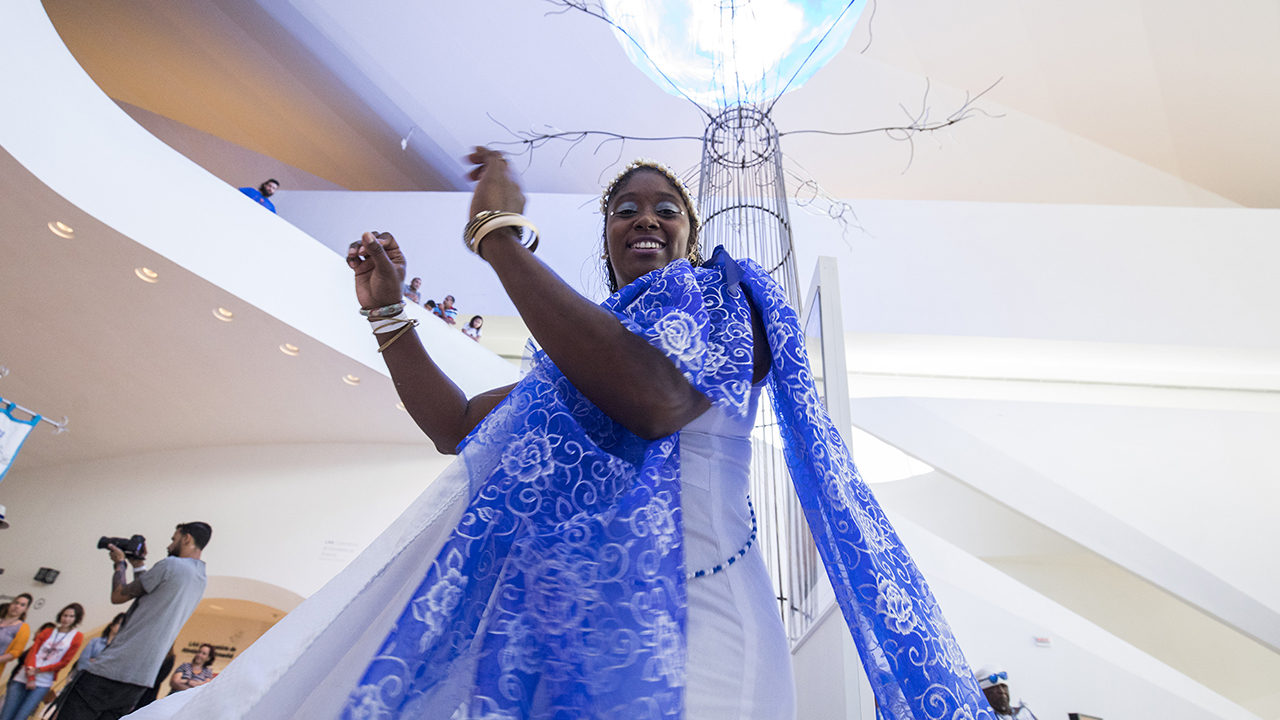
top-left (600, 0), bottom-right (868, 109)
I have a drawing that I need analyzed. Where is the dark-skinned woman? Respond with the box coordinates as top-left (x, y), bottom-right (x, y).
top-left (336, 149), bottom-right (991, 720)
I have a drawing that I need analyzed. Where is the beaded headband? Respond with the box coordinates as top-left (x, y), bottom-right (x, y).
top-left (599, 158), bottom-right (701, 232)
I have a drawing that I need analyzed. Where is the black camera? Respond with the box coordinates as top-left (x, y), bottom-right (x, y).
top-left (98, 535), bottom-right (147, 560)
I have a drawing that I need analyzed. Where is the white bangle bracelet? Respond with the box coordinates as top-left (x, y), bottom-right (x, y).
top-left (370, 310), bottom-right (412, 334)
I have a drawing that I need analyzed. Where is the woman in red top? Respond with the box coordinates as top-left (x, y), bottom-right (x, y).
top-left (0, 603), bottom-right (83, 720)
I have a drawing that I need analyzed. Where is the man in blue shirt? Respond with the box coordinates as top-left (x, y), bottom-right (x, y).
top-left (238, 179), bottom-right (279, 213)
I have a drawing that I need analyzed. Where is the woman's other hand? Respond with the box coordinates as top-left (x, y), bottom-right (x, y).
top-left (347, 231), bottom-right (406, 310)
top-left (466, 147), bottom-right (525, 219)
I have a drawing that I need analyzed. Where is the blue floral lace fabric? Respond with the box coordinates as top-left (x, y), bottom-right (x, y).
top-left (344, 248), bottom-right (993, 720)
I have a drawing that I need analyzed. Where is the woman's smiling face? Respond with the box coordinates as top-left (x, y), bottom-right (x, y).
top-left (606, 169), bottom-right (691, 290)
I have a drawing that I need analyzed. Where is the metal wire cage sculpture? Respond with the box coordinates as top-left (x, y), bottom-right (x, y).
top-left (696, 104), bottom-right (802, 308)
top-left (694, 103), bottom-right (822, 645)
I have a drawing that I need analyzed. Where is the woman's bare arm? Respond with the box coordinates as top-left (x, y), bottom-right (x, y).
top-left (463, 148), bottom-right (709, 439)
top-left (377, 325), bottom-right (514, 452)
top-left (351, 234), bottom-right (513, 453)
top-left (478, 232), bottom-right (710, 439)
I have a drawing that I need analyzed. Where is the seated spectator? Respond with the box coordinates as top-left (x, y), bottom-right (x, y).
top-left (0, 594), bottom-right (32, 679)
top-left (169, 643), bottom-right (216, 693)
top-left (0, 604), bottom-right (83, 720)
top-left (975, 664), bottom-right (1036, 719)
top-left (462, 315), bottom-right (483, 341)
top-left (403, 278), bottom-right (423, 305)
top-left (238, 179), bottom-right (280, 213)
top-left (425, 300), bottom-right (443, 319)
top-left (439, 295), bottom-right (458, 325)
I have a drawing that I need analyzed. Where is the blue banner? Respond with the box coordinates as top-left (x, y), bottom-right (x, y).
top-left (0, 401), bottom-right (39, 482)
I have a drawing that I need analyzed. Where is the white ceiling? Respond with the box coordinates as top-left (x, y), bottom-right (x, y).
top-left (42, 0), bottom-right (1280, 207)
top-left (0, 146), bottom-right (430, 470)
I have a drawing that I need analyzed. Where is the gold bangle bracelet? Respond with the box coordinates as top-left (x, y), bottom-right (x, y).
top-left (377, 318), bottom-right (419, 353)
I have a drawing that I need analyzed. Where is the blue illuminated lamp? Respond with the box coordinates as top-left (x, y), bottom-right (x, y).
top-left (600, 0), bottom-right (869, 110)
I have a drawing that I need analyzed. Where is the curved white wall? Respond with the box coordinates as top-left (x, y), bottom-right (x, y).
top-left (0, 0), bottom-right (516, 397)
top-left (0, 443), bottom-right (453, 632)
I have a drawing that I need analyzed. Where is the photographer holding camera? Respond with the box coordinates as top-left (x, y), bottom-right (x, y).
top-left (58, 522), bottom-right (210, 720)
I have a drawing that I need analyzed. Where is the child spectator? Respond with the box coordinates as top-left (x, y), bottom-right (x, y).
top-left (462, 315), bottom-right (483, 342)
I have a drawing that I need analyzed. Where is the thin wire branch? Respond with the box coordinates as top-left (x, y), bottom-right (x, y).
top-left (860, 0), bottom-right (878, 54)
top-left (782, 155), bottom-right (866, 244)
top-left (487, 113), bottom-right (701, 170)
top-left (780, 77), bottom-right (1004, 173)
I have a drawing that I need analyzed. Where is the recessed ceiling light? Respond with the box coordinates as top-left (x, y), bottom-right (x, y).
top-left (279, 343), bottom-right (300, 356)
top-left (396, 402), bottom-right (406, 411)
top-left (213, 308), bottom-right (234, 322)
top-left (134, 267), bottom-right (159, 283)
top-left (343, 374), bottom-right (360, 386)
top-left (47, 221), bottom-right (74, 239)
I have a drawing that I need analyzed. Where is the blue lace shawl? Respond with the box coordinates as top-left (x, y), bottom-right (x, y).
top-left (344, 248), bottom-right (994, 720)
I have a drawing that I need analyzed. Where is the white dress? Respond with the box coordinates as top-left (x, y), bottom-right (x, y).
top-left (129, 386), bottom-right (798, 720)
top-left (681, 385), bottom-right (797, 719)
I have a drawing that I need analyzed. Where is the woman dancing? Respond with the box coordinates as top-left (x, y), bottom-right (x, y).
top-left (346, 149), bottom-right (786, 719)
top-left (337, 149), bottom-right (991, 720)
top-left (133, 149), bottom-right (989, 720)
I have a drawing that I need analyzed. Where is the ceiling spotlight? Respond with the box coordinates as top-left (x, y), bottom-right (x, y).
top-left (279, 343), bottom-right (300, 356)
top-left (47, 221), bottom-right (74, 239)
top-left (134, 267), bottom-right (159, 283)
top-left (213, 308), bottom-right (234, 322)
top-left (343, 374), bottom-right (361, 386)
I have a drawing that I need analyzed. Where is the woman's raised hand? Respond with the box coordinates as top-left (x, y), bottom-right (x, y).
top-left (466, 147), bottom-right (525, 219)
top-left (347, 231), bottom-right (407, 310)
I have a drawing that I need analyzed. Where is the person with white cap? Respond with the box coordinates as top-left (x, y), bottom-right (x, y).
top-left (975, 664), bottom-right (1038, 719)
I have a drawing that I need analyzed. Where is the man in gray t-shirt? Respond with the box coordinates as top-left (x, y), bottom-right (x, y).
top-left (59, 522), bottom-right (210, 720)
